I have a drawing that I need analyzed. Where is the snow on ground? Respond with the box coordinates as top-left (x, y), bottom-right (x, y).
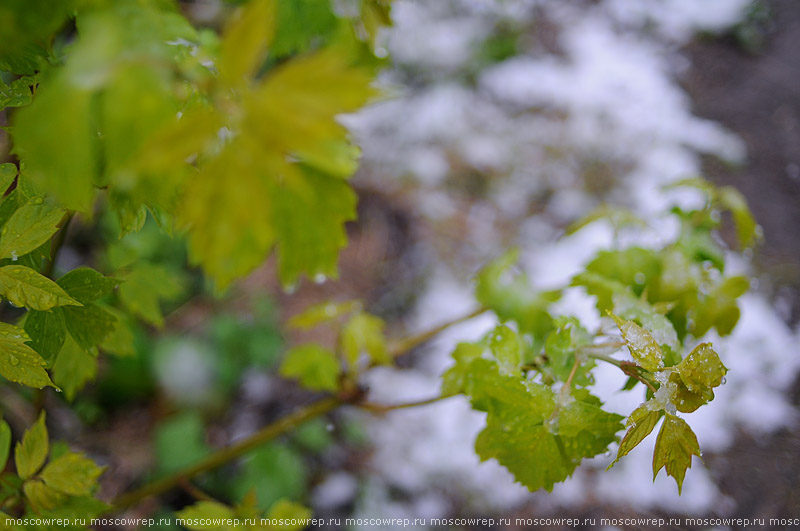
top-left (334, 0), bottom-right (800, 520)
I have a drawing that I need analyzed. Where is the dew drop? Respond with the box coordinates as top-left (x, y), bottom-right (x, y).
top-left (634, 272), bottom-right (646, 284)
top-left (33, 197), bottom-right (43, 205)
top-left (8, 355), bottom-right (19, 366)
top-left (721, 377), bottom-right (727, 385)
top-left (604, 450), bottom-right (612, 458)
top-left (313, 274), bottom-right (326, 285)
top-left (10, 250), bottom-right (17, 262)
top-left (54, 388), bottom-right (62, 393)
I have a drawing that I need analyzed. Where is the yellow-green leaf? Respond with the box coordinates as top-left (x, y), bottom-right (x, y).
top-left (51, 335), bottom-right (98, 401)
top-left (488, 324), bottom-right (522, 375)
top-left (652, 413), bottom-right (701, 493)
top-left (0, 201), bottom-right (65, 260)
top-left (12, 85), bottom-right (98, 212)
top-left (0, 419), bottom-right (10, 471)
top-left (0, 322), bottom-right (54, 388)
top-left (340, 312), bottom-right (390, 367)
top-left (608, 405), bottom-right (660, 469)
top-left (41, 452), bottom-right (105, 496)
top-left (280, 344), bottom-right (341, 392)
top-left (0, 265), bottom-right (81, 310)
top-left (23, 479), bottom-right (67, 513)
top-left (266, 499), bottom-right (313, 531)
top-left (219, 0), bottom-right (276, 85)
top-left (117, 263), bottom-right (184, 327)
top-left (0, 163), bottom-right (17, 193)
top-left (287, 300), bottom-right (361, 329)
top-left (15, 412), bottom-right (48, 480)
top-left (718, 186), bottom-right (759, 249)
top-left (675, 343), bottom-right (727, 401)
top-left (176, 501), bottom-right (236, 530)
top-left (612, 315), bottom-right (663, 371)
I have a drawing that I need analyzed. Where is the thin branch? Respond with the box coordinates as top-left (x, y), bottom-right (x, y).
top-left (111, 397), bottom-right (341, 511)
top-left (358, 394), bottom-right (455, 414)
top-left (388, 306), bottom-right (488, 358)
top-left (110, 305), bottom-right (488, 512)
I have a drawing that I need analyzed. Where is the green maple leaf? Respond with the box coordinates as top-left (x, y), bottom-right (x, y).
top-left (461, 358), bottom-right (622, 491)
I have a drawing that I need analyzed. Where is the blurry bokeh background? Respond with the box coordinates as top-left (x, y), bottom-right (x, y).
top-left (9, 0), bottom-right (799, 528)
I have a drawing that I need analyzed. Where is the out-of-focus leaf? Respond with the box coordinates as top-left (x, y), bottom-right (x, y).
top-left (266, 499), bottom-right (313, 530)
top-left (23, 479), bottom-right (66, 513)
top-left (287, 300), bottom-right (361, 329)
top-left (40, 452), bottom-right (105, 496)
top-left (117, 263), bottom-right (184, 327)
top-left (176, 501), bottom-right (235, 530)
top-left (155, 412), bottom-right (209, 475)
top-left (51, 335), bottom-right (97, 401)
top-left (488, 324), bottom-right (522, 375)
top-left (280, 344), bottom-right (341, 392)
top-left (476, 250), bottom-right (559, 348)
top-left (718, 186), bottom-right (759, 249)
top-left (340, 312), bottom-right (389, 367)
top-left (14, 412), bottom-right (48, 480)
top-left (219, 0), bottom-right (277, 85)
top-left (0, 420), bottom-right (11, 471)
